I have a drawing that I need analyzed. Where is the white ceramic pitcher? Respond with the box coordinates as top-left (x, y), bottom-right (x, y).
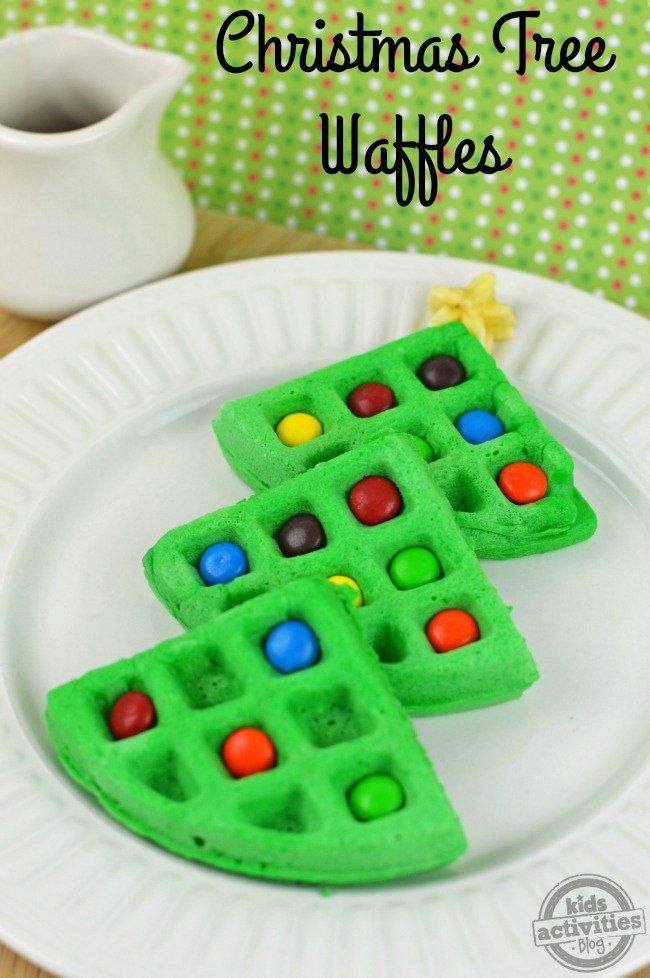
top-left (0, 27), bottom-right (195, 320)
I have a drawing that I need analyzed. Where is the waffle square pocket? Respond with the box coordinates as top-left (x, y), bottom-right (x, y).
top-left (47, 580), bottom-right (466, 885)
top-left (214, 322), bottom-right (596, 558)
top-left (144, 434), bottom-right (539, 716)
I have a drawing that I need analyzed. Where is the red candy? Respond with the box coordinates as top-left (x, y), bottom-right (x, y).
top-left (348, 382), bottom-right (396, 418)
top-left (221, 727), bottom-right (277, 778)
top-left (498, 462), bottom-right (548, 504)
top-left (349, 476), bottom-right (402, 526)
top-left (109, 691), bottom-right (156, 740)
top-left (426, 609), bottom-right (480, 654)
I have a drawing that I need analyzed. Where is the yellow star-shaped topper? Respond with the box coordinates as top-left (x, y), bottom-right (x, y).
top-left (427, 272), bottom-right (515, 352)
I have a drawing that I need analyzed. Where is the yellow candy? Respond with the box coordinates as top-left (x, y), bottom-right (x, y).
top-left (276, 412), bottom-right (323, 447)
top-left (327, 575), bottom-right (363, 607)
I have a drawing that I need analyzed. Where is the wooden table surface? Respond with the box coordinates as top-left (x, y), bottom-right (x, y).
top-left (0, 209), bottom-right (646, 978)
top-left (0, 207), bottom-right (357, 357)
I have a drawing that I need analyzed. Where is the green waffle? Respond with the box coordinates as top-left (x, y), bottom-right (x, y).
top-left (46, 580), bottom-right (466, 885)
top-left (144, 434), bottom-right (539, 716)
top-left (214, 323), bottom-right (596, 559)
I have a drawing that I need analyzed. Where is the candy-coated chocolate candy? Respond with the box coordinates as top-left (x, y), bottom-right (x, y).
top-left (348, 476), bottom-right (402, 526)
top-left (221, 727), bottom-right (277, 778)
top-left (277, 513), bottom-right (326, 557)
top-left (456, 409), bottom-right (504, 445)
top-left (347, 382), bottom-right (396, 418)
top-left (498, 462), bottom-right (548, 504)
top-left (328, 574), bottom-right (363, 607)
top-left (408, 434), bottom-right (435, 462)
top-left (264, 620), bottom-right (320, 673)
top-left (348, 774), bottom-right (405, 821)
top-left (389, 547), bottom-right (442, 590)
top-left (426, 609), bottom-right (480, 654)
top-left (109, 691), bottom-right (156, 740)
top-left (199, 541), bottom-right (248, 586)
top-left (417, 354), bottom-right (466, 391)
top-left (276, 412), bottom-right (323, 447)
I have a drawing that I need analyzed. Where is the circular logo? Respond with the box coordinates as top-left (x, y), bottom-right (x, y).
top-left (532, 874), bottom-right (646, 972)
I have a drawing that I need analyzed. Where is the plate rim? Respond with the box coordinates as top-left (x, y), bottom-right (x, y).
top-left (0, 249), bottom-right (648, 978)
top-left (1, 250), bottom-right (648, 378)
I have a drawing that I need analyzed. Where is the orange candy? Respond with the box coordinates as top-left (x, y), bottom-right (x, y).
top-left (426, 609), bottom-right (480, 654)
top-left (498, 462), bottom-right (548, 505)
top-left (221, 727), bottom-right (277, 778)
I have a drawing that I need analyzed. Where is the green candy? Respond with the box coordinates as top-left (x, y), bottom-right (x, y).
top-left (389, 546), bottom-right (442, 590)
top-left (408, 434), bottom-right (435, 462)
top-left (146, 434), bottom-right (539, 716)
top-left (348, 774), bottom-right (404, 822)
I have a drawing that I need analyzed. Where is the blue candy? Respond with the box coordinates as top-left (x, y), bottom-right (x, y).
top-left (199, 542), bottom-right (249, 586)
top-left (456, 409), bottom-right (505, 445)
top-left (264, 620), bottom-right (320, 674)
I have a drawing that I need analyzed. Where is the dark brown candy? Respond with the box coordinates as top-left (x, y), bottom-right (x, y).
top-left (276, 513), bottom-right (326, 557)
top-left (417, 354), bottom-right (466, 391)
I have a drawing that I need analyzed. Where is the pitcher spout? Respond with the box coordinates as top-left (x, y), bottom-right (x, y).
top-left (0, 27), bottom-right (190, 148)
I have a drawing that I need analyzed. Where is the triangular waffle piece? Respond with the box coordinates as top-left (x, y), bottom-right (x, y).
top-left (47, 580), bottom-right (466, 884)
top-left (214, 323), bottom-right (596, 558)
top-left (144, 435), bottom-right (538, 716)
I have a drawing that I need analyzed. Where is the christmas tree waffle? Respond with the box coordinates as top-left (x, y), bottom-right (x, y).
top-left (144, 434), bottom-right (539, 716)
top-left (46, 580), bottom-right (466, 885)
top-left (214, 322), bottom-right (596, 559)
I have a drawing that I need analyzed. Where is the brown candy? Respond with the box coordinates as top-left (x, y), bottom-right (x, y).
top-left (276, 513), bottom-right (326, 557)
top-left (417, 354), bottom-right (466, 391)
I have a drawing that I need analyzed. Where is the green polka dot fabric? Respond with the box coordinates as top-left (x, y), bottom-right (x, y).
top-left (3, 1), bottom-right (647, 309)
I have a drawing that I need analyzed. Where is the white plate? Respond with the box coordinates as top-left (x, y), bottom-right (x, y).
top-left (0, 252), bottom-right (648, 978)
